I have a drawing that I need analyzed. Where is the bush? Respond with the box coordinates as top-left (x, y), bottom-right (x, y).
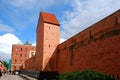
top-left (56, 70), bottom-right (112, 80)
top-left (57, 71), bottom-right (81, 80)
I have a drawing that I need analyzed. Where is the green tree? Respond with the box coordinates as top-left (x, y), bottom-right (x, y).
top-left (3, 61), bottom-right (8, 69)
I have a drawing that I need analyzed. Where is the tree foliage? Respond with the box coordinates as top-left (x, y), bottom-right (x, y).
top-left (3, 61), bottom-right (8, 69)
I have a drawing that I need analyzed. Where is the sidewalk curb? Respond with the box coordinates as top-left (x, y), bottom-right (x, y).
top-left (19, 74), bottom-right (37, 80)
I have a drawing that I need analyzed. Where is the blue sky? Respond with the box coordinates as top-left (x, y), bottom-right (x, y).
top-left (0, 0), bottom-right (72, 43)
top-left (0, 0), bottom-right (120, 61)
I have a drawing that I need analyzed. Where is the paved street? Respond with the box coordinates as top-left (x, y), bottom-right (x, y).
top-left (0, 74), bottom-right (37, 80)
top-left (0, 74), bottom-right (26, 80)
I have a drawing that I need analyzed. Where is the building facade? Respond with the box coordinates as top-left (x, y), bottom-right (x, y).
top-left (25, 12), bottom-right (60, 71)
top-left (11, 44), bottom-right (36, 71)
top-left (25, 10), bottom-right (120, 76)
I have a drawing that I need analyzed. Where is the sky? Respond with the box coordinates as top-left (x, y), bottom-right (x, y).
top-left (0, 0), bottom-right (120, 61)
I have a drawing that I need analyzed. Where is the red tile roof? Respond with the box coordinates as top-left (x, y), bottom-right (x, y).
top-left (40, 12), bottom-right (60, 26)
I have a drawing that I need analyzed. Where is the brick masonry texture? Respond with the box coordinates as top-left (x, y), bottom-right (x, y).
top-left (11, 44), bottom-right (35, 71)
top-left (25, 10), bottom-right (120, 76)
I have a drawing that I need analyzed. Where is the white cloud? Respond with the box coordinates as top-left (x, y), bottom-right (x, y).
top-left (60, 38), bottom-right (66, 43)
top-left (4, 0), bottom-right (56, 10)
top-left (0, 23), bottom-right (14, 33)
top-left (0, 33), bottom-right (21, 54)
top-left (0, 33), bottom-right (21, 61)
top-left (61, 0), bottom-right (120, 39)
top-left (32, 42), bottom-right (36, 46)
top-left (3, 0), bottom-right (71, 10)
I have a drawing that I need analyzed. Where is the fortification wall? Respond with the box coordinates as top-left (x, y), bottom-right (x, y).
top-left (25, 10), bottom-right (120, 76)
top-left (56, 10), bottom-right (120, 76)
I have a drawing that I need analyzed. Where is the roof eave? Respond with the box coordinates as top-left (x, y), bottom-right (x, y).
top-left (44, 21), bottom-right (60, 26)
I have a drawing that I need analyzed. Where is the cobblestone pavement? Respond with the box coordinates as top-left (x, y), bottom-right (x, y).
top-left (0, 74), bottom-right (27, 80)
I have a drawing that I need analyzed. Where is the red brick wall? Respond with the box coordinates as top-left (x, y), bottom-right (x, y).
top-left (56, 10), bottom-right (120, 75)
top-left (25, 55), bottom-right (35, 70)
top-left (34, 13), bottom-right (44, 71)
top-left (11, 44), bottom-right (35, 71)
top-left (25, 10), bottom-right (120, 76)
top-left (42, 22), bottom-right (60, 71)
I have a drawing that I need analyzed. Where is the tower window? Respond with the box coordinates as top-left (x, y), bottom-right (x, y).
top-left (15, 53), bottom-right (17, 56)
top-left (20, 54), bottom-right (22, 57)
top-left (21, 48), bottom-right (22, 51)
top-left (15, 59), bottom-right (17, 63)
top-left (25, 48), bottom-right (27, 52)
top-left (31, 53), bottom-right (34, 57)
top-left (16, 48), bottom-right (18, 51)
top-left (49, 44), bottom-right (50, 48)
top-left (14, 66), bottom-right (16, 69)
top-left (49, 26), bottom-right (50, 29)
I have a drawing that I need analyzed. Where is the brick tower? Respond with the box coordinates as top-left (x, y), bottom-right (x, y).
top-left (36, 12), bottom-right (60, 71)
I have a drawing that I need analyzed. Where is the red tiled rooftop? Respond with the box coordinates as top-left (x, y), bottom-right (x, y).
top-left (40, 12), bottom-right (60, 26)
